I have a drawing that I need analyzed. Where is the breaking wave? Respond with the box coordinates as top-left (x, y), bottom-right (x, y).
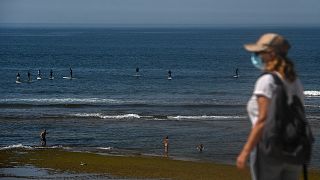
top-left (72, 113), bottom-right (142, 119)
top-left (0, 144), bottom-right (33, 150)
top-left (71, 113), bottom-right (246, 121)
top-left (167, 115), bottom-right (246, 120)
top-left (0, 144), bottom-right (64, 150)
top-left (304, 91), bottom-right (320, 97)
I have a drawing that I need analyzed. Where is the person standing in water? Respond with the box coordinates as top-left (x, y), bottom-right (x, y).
top-left (38, 69), bottom-right (41, 78)
top-left (27, 71), bottom-right (31, 82)
top-left (50, 69), bottom-right (53, 79)
top-left (70, 68), bottom-right (73, 78)
top-left (40, 129), bottom-right (48, 147)
top-left (234, 68), bottom-right (239, 78)
top-left (197, 144), bottom-right (204, 152)
top-left (168, 70), bottom-right (172, 79)
top-left (163, 136), bottom-right (169, 157)
top-left (135, 67), bottom-right (140, 78)
top-left (16, 73), bottom-right (21, 82)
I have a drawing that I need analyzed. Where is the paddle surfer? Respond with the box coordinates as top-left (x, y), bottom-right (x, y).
top-left (70, 68), bottom-right (73, 78)
top-left (16, 73), bottom-right (21, 82)
top-left (168, 70), bottom-right (172, 79)
top-left (235, 68), bottom-right (239, 78)
top-left (50, 69), bottom-right (53, 79)
top-left (27, 71), bottom-right (31, 81)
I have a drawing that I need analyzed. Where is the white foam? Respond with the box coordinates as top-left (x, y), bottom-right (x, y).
top-left (304, 91), bottom-right (320, 97)
top-left (106, 114), bottom-right (141, 119)
top-left (305, 105), bottom-right (320, 108)
top-left (34, 145), bottom-right (63, 149)
top-left (72, 113), bottom-right (245, 121)
top-left (307, 115), bottom-right (320, 119)
top-left (72, 113), bottom-right (141, 119)
top-left (0, 144), bottom-right (33, 150)
top-left (73, 113), bottom-right (102, 117)
top-left (97, 147), bottom-right (113, 150)
top-left (1, 98), bottom-right (122, 104)
top-left (168, 115), bottom-right (246, 120)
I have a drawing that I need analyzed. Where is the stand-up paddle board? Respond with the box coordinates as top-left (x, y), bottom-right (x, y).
top-left (16, 80), bottom-right (22, 84)
top-left (49, 77), bottom-right (54, 80)
top-left (37, 76), bottom-right (42, 80)
top-left (233, 75), bottom-right (239, 78)
top-left (168, 77), bottom-right (172, 80)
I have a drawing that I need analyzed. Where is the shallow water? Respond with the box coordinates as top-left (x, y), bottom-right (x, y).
top-left (0, 166), bottom-right (113, 179)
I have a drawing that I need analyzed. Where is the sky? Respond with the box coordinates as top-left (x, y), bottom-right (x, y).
top-left (1, 0), bottom-right (320, 27)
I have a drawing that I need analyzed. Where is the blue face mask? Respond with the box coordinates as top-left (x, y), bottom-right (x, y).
top-left (251, 53), bottom-right (264, 70)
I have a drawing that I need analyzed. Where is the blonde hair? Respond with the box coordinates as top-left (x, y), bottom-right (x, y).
top-left (265, 54), bottom-right (297, 82)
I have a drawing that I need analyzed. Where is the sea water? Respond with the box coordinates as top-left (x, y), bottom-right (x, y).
top-left (0, 27), bottom-right (319, 167)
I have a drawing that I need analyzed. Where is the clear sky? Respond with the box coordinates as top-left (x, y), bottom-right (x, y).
top-left (1, 0), bottom-right (319, 27)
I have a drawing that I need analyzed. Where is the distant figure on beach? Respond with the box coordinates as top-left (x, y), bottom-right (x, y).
top-left (40, 129), bottom-right (47, 147)
top-left (237, 33), bottom-right (312, 180)
top-left (50, 69), bottom-right (53, 79)
top-left (163, 136), bottom-right (169, 156)
top-left (197, 144), bottom-right (204, 152)
top-left (70, 68), bottom-right (73, 78)
top-left (168, 70), bottom-right (172, 80)
top-left (27, 71), bottom-right (31, 81)
top-left (16, 73), bottom-right (21, 82)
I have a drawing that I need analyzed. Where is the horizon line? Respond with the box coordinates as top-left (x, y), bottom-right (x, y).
top-left (1, 23), bottom-right (320, 28)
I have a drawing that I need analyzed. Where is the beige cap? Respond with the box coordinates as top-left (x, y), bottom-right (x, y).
top-left (244, 33), bottom-right (291, 54)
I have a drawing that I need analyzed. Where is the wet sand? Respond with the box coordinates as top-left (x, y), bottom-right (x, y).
top-left (1, 149), bottom-right (319, 180)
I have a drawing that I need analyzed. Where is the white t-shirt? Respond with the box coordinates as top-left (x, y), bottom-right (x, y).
top-left (247, 73), bottom-right (304, 126)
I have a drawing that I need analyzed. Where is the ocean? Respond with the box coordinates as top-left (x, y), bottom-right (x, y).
top-left (0, 27), bottom-right (319, 168)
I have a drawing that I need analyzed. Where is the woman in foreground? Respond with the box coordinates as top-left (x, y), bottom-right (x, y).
top-left (237, 33), bottom-right (305, 180)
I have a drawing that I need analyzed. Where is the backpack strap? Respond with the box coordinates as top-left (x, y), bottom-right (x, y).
top-left (303, 164), bottom-right (308, 180)
top-left (259, 72), bottom-right (283, 86)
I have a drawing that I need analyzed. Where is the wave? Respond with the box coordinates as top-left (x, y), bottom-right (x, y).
top-left (97, 147), bottom-right (113, 150)
top-left (167, 115), bottom-right (246, 120)
top-left (304, 91), bottom-right (320, 97)
top-left (0, 98), bottom-right (246, 109)
top-left (305, 105), bottom-right (320, 108)
top-left (71, 113), bottom-right (246, 121)
top-left (72, 113), bottom-right (142, 119)
top-left (0, 98), bottom-right (123, 104)
top-left (0, 144), bottom-right (64, 150)
top-left (0, 144), bottom-right (33, 150)
top-left (0, 98), bottom-right (139, 108)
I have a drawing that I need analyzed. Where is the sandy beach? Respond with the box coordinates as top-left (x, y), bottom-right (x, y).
top-left (1, 149), bottom-right (320, 180)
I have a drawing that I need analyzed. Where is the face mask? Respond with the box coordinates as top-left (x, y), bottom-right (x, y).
top-left (251, 53), bottom-right (264, 70)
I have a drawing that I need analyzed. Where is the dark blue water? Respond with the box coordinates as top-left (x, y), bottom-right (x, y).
top-left (0, 27), bottom-right (319, 167)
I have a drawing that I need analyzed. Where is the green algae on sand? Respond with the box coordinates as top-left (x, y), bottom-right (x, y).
top-left (1, 149), bottom-right (319, 180)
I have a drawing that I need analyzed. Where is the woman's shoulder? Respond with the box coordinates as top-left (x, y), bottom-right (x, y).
top-left (256, 73), bottom-right (275, 86)
top-left (253, 73), bottom-right (277, 98)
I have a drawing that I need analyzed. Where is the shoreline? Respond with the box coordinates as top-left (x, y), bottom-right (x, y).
top-left (1, 149), bottom-right (320, 180)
